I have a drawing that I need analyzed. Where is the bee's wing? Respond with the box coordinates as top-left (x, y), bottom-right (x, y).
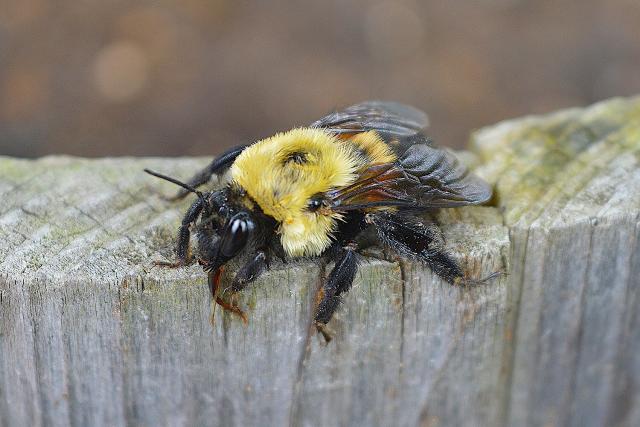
top-left (327, 140), bottom-right (492, 210)
top-left (398, 142), bottom-right (493, 207)
top-left (311, 101), bottom-right (429, 137)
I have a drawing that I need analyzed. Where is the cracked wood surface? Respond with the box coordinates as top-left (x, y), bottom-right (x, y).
top-left (1, 96), bottom-right (639, 427)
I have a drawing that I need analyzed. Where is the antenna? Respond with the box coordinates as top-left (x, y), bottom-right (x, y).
top-left (144, 169), bottom-right (207, 204)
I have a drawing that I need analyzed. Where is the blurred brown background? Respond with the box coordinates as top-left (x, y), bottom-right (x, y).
top-left (1, 0), bottom-right (639, 158)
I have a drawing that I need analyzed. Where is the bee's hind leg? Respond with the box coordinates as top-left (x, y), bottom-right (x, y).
top-left (171, 144), bottom-right (248, 200)
top-left (314, 243), bottom-right (359, 342)
top-left (367, 212), bottom-right (464, 285)
top-left (155, 197), bottom-right (204, 268)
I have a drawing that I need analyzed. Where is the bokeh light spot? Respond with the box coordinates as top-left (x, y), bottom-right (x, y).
top-left (92, 41), bottom-right (150, 103)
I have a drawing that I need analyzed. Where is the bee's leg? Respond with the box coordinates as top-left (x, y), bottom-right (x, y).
top-left (171, 145), bottom-right (248, 200)
top-left (205, 248), bottom-right (270, 325)
top-left (195, 223), bottom-right (220, 269)
top-left (208, 269), bottom-right (248, 324)
top-left (205, 249), bottom-right (269, 326)
top-left (228, 250), bottom-right (269, 294)
top-left (367, 212), bottom-right (464, 284)
top-left (314, 244), bottom-right (359, 340)
top-left (155, 197), bottom-right (204, 268)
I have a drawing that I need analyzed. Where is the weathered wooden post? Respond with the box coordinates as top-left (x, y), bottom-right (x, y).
top-left (1, 96), bottom-right (639, 426)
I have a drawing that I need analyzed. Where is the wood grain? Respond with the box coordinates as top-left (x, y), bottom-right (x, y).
top-left (1, 96), bottom-right (639, 427)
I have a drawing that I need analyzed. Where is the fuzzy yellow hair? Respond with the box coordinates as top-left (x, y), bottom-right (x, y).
top-left (348, 131), bottom-right (397, 164)
top-left (231, 128), bottom-right (361, 257)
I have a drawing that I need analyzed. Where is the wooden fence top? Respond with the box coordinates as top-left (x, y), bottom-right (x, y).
top-left (1, 96), bottom-right (639, 427)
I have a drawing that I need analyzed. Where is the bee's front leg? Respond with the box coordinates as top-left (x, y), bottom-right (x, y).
top-left (155, 197), bottom-right (205, 268)
top-left (228, 249), bottom-right (269, 293)
top-left (207, 249), bottom-right (269, 326)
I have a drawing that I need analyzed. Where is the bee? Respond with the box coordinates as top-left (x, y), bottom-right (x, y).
top-left (145, 101), bottom-right (494, 338)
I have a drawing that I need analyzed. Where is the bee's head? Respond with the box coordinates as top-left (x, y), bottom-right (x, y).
top-left (143, 168), bottom-right (258, 272)
top-left (197, 188), bottom-right (260, 272)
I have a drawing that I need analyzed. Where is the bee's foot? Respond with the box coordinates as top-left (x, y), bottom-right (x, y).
top-left (215, 297), bottom-right (248, 325)
top-left (153, 260), bottom-right (187, 269)
top-left (455, 270), bottom-right (505, 286)
top-left (198, 258), bottom-right (217, 272)
top-left (314, 321), bottom-right (334, 343)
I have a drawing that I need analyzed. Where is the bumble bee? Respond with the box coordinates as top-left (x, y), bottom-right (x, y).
top-left (145, 101), bottom-right (493, 336)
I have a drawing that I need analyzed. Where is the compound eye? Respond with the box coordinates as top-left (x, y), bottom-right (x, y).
top-left (220, 214), bottom-right (254, 257)
top-left (307, 195), bottom-right (324, 212)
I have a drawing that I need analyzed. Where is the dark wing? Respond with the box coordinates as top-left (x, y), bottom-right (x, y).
top-left (398, 143), bottom-right (493, 207)
top-left (311, 101), bottom-right (429, 137)
top-left (327, 139), bottom-right (492, 211)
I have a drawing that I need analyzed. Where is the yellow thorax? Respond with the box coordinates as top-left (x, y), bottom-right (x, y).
top-left (231, 128), bottom-right (396, 256)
